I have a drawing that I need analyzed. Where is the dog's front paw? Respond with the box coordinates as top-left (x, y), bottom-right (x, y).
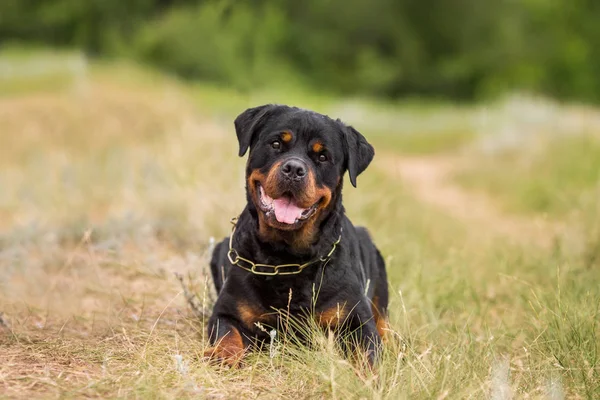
top-left (202, 345), bottom-right (246, 368)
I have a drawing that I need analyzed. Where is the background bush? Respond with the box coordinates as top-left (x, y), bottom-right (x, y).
top-left (1, 0), bottom-right (599, 102)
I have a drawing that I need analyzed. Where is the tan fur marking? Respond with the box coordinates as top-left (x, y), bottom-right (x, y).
top-left (312, 141), bottom-right (324, 153)
top-left (237, 302), bottom-right (274, 329)
top-left (318, 303), bottom-right (347, 328)
top-left (249, 162), bottom-right (333, 250)
top-left (203, 326), bottom-right (245, 367)
top-left (371, 296), bottom-right (389, 341)
top-left (281, 131), bottom-right (293, 143)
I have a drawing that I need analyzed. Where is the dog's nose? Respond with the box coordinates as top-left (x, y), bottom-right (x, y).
top-left (281, 159), bottom-right (307, 180)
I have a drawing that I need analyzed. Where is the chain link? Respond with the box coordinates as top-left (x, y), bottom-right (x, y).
top-left (226, 217), bottom-right (342, 276)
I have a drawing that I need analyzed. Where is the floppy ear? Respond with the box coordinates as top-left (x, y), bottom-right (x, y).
top-left (234, 104), bottom-right (281, 157)
top-left (342, 124), bottom-right (375, 187)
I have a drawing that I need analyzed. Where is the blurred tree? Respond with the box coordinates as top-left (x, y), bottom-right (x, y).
top-left (1, 0), bottom-right (599, 102)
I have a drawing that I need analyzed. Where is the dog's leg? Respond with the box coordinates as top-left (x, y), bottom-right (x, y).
top-left (341, 302), bottom-right (383, 367)
top-left (204, 315), bottom-right (248, 367)
top-left (371, 249), bottom-right (390, 340)
top-left (355, 320), bottom-right (383, 367)
top-left (209, 240), bottom-right (228, 294)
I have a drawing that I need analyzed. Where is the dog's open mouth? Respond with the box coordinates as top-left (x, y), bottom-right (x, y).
top-left (258, 184), bottom-right (319, 225)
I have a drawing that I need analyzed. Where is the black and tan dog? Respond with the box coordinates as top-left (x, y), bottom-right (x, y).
top-left (205, 104), bottom-right (388, 366)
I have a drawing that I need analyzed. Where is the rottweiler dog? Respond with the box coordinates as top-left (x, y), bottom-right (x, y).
top-left (205, 104), bottom-right (388, 367)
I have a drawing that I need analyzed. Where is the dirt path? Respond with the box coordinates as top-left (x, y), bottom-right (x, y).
top-left (377, 153), bottom-right (563, 248)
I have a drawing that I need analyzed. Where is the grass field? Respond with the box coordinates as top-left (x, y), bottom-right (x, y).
top-left (1, 55), bottom-right (599, 399)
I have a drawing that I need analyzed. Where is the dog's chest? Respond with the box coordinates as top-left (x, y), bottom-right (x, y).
top-left (258, 276), bottom-right (317, 312)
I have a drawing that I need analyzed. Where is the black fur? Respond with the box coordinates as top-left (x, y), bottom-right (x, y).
top-left (206, 105), bottom-right (388, 365)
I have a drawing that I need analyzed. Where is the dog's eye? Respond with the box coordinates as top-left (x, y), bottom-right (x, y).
top-left (318, 154), bottom-right (328, 162)
top-left (271, 141), bottom-right (281, 150)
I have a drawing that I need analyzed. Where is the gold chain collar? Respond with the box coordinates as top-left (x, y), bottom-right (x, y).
top-left (226, 217), bottom-right (342, 276)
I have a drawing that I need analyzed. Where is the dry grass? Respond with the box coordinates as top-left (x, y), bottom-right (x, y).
top-left (1, 61), bottom-right (599, 399)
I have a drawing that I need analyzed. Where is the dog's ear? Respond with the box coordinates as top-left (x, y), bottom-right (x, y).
top-left (341, 123), bottom-right (374, 187)
top-left (234, 104), bottom-right (283, 157)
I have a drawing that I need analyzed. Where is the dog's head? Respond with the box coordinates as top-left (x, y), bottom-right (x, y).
top-left (235, 104), bottom-right (374, 247)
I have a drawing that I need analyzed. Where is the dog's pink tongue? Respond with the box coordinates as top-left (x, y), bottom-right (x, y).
top-left (272, 197), bottom-right (305, 224)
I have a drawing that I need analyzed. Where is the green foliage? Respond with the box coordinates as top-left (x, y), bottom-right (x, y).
top-left (132, 3), bottom-right (292, 89)
top-left (1, 0), bottom-right (600, 101)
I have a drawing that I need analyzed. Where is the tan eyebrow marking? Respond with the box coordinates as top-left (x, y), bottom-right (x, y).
top-left (312, 141), bottom-right (324, 152)
top-left (281, 131), bottom-right (293, 143)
